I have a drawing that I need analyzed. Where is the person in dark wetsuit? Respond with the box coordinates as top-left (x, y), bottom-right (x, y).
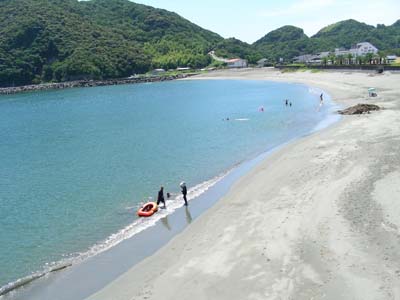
top-left (180, 182), bottom-right (188, 206)
top-left (157, 186), bottom-right (166, 208)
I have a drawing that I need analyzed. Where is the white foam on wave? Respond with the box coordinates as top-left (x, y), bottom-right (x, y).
top-left (235, 118), bottom-right (249, 121)
top-left (0, 169), bottom-right (232, 297)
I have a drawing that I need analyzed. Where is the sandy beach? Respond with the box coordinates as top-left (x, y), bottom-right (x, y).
top-left (86, 69), bottom-right (400, 300)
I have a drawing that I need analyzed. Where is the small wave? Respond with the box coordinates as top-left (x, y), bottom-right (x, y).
top-left (0, 169), bottom-right (232, 297)
top-left (235, 118), bottom-right (249, 121)
top-left (0, 273), bottom-right (44, 297)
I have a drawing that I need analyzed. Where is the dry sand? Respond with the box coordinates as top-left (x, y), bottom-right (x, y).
top-left (86, 69), bottom-right (400, 300)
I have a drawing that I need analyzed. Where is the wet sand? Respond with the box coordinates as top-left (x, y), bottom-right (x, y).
top-left (86, 69), bottom-right (400, 300)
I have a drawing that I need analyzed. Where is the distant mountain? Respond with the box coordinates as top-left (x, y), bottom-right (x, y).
top-left (313, 19), bottom-right (374, 38)
top-left (392, 20), bottom-right (400, 28)
top-left (255, 25), bottom-right (308, 44)
top-left (311, 19), bottom-right (396, 50)
top-left (253, 26), bottom-right (311, 61)
top-left (0, 0), bottom-right (399, 87)
top-left (252, 19), bottom-right (400, 62)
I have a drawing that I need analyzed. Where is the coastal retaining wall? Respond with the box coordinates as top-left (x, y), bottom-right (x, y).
top-left (0, 73), bottom-right (197, 95)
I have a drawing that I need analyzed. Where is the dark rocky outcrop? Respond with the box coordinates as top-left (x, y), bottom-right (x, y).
top-left (338, 104), bottom-right (380, 115)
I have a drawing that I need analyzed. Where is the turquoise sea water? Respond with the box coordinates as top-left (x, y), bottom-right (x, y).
top-left (0, 79), bottom-right (336, 289)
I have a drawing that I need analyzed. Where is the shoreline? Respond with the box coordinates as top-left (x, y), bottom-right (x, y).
top-left (85, 69), bottom-right (400, 300)
top-left (1, 66), bottom-right (395, 96)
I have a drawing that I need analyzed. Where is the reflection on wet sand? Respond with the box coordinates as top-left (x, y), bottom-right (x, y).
top-left (161, 216), bottom-right (171, 231)
top-left (185, 207), bottom-right (192, 224)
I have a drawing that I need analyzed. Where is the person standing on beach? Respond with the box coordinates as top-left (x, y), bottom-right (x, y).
top-left (180, 182), bottom-right (188, 206)
top-left (157, 186), bottom-right (166, 208)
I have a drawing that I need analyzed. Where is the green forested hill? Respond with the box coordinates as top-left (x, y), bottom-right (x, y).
top-left (0, 0), bottom-right (399, 87)
top-left (0, 0), bottom-right (222, 86)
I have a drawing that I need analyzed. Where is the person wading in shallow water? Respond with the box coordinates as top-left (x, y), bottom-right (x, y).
top-left (157, 186), bottom-right (166, 208)
top-left (180, 182), bottom-right (188, 206)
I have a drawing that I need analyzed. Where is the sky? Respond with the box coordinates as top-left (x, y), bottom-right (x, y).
top-left (133, 0), bottom-right (400, 43)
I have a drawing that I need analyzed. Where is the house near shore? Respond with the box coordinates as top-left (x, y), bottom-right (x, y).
top-left (257, 58), bottom-right (269, 67)
top-left (387, 55), bottom-right (398, 63)
top-left (227, 58), bottom-right (248, 68)
top-left (293, 52), bottom-right (329, 64)
top-left (152, 68), bottom-right (166, 75)
top-left (293, 54), bottom-right (316, 64)
top-left (293, 42), bottom-right (379, 64)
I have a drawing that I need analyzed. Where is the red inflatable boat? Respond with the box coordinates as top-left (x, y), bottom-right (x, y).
top-left (137, 202), bottom-right (158, 217)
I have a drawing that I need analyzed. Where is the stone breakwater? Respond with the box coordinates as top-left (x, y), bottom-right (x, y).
top-left (0, 73), bottom-right (196, 95)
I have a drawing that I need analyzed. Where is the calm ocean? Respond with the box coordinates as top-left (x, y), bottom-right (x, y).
top-left (0, 79), bottom-right (336, 290)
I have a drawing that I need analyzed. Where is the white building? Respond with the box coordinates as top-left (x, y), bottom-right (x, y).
top-left (353, 42), bottom-right (378, 56)
top-left (335, 42), bottom-right (378, 57)
top-left (227, 58), bottom-right (248, 68)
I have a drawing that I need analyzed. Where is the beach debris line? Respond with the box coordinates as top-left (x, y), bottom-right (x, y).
top-left (338, 104), bottom-right (380, 115)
